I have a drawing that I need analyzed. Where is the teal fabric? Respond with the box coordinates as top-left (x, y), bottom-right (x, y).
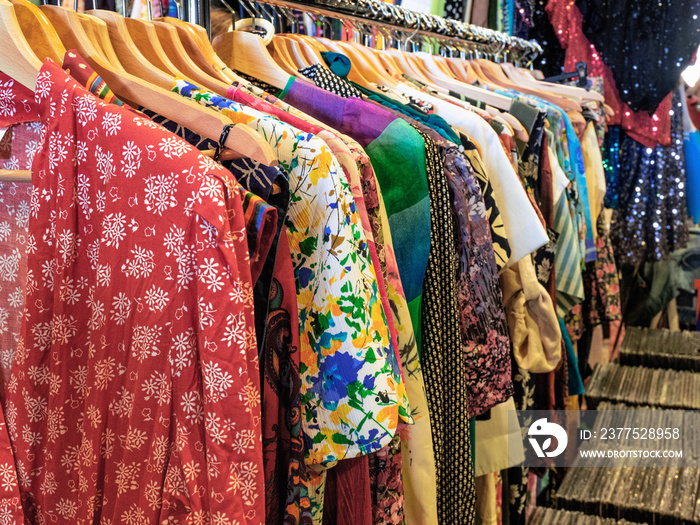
top-left (496, 88), bottom-right (596, 263)
top-left (320, 51), bottom-right (352, 78)
top-left (351, 82), bottom-right (461, 145)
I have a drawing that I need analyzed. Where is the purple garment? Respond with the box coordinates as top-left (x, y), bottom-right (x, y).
top-left (284, 80), bottom-right (395, 147)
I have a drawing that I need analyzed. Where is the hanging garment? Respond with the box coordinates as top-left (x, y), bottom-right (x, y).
top-left (0, 126), bottom-right (32, 524)
top-left (474, 398), bottom-right (525, 478)
top-left (601, 125), bottom-right (622, 210)
top-left (0, 121), bottom-right (37, 389)
top-left (1, 62), bottom-right (265, 524)
top-left (444, 0), bottom-right (467, 23)
top-left (297, 64), bottom-right (362, 99)
top-left (442, 146), bottom-right (513, 414)
top-left (348, 83), bottom-right (513, 418)
top-left (415, 127), bottom-right (476, 525)
top-left (229, 161), bottom-right (314, 525)
top-left (547, 139), bottom-right (585, 317)
top-left (547, 0), bottom-right (673, 149)
top-left (368, 434), bottom-right (404, 525)
top-left (171, 80), bottom-right (414, 465)
top-left (575, 0), bottom-right (700, 114)
top-left (266, 77), bottom-right (476, 524)
top-left (344, 76), bottom-right (512, 272)
top-left (389, 81), bottom-right (550, 265)
top-left (221, 89), bottom-right (406, 524)
top-left (56, 53), bottom-right (315, 525)
top-left (226, 83), bottom-right (440, 525)
top-left (611, 91), bottom-right (689, 265)
top-left (498, 89), bottom-right (595, 265)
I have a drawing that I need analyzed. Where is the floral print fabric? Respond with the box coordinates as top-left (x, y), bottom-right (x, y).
top-left (0, 124), bottom-right (32, 523)
top-left (1, 62), bottom-right (265, 523)
top-left (443, 148), bottom-right (513, 418)
top-left (171, 79), bottom-right (412, 465)
top-left (0, 121), bottom-right (37, 389)
top-left (228, 85), bottom-right (440, 525)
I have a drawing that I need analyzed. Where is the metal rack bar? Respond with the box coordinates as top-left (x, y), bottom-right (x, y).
top-left (188, 0), bottom-right (540, 60)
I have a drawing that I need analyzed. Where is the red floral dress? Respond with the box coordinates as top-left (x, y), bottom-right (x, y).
top-left (0, 61), bottom-right (264, 524)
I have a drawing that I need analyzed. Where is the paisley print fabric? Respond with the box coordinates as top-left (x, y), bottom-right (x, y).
top-left (443, 148), bottom-right (513, 418)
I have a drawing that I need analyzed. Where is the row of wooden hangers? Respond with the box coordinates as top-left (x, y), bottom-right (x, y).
top-left (0, 0), bottom-right (608, 183)
top-left (210, 5), bottom-right (606, 143)
top-left (0, 0), bottom-right (285, 183)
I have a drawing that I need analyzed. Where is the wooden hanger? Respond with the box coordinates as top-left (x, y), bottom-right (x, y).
top-left (0, 0), bottom-right (42, 182)
top-left (276, 35), bottom-right (312, 69)
top-left (171, 16), bottom-right (242, 83)
top-left (84, 10), bottom-right (180, 90)
top-left (78, 13), bottom-right (127, 70)
top-left (474, 58), bottom-right (582, 112)
top-left (412, 53), bottom-right (530, 136)
top-left (366, 47), bottom-right (407, 83)
top-left (448, 57), bottom-right (480, 85)
top-left (337, 41), bottom-right (397, 87)
top-left (286, 34), bottom-right (322, 67)
top-left (40, 5), bottom-right (277, 166)
top-left (213, 30), bottom-right (293, 91)
top-left (157, 17), bottom-right (237, 83)
top-left (404, 51), bottom-right (514, 111)
top-left (7, 0), bottom-right (65, 65)
top-left (0, 0), bottom-right (42, 92)
top-left (375, 51), bottom-right (405, 81)
top-left (431, 55), bottom-right (459, 78)
top-left (149, 20), bottom-right (232, 94)
top-left (123, 17), bottom-right (186, 78)
top-left (383, 49), bottom-right (434, 85)
top-left (501, 62), bottom-right (604, 103)
top-left (269, 36), bottom-right (302, 75)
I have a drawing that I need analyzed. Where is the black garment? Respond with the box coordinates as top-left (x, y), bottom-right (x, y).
top-left (610, 91), bottom-right (689, 265)
top-left (576, 0), bottom-right (700, 113)
top-left (416, 128), bottom-right (476, 525)
top-left (513, 0), bottom-right (534, 39)
top-left (506, 355), bottom-right (535, 525)
top-left (528, 0), bottom-right (566, 78)
top-left (297, 64), bottom-right (363, 99)
top-left (444, 0), bottom-right (468, 22)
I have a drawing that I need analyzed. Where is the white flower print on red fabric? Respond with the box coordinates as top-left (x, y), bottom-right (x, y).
top-left (0, 63), bottom-right (263, 524)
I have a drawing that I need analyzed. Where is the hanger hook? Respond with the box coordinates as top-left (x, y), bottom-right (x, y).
top-left (405, 17), bottom-right (420, 52)
top-left (219, 0), bottom-right (237, 19)
top-left (237, 0), bottom-right (257, 22)
top-left (277, 6), bottom-right (298, 34)
top-left (145, 0), bottom-right (153, 21)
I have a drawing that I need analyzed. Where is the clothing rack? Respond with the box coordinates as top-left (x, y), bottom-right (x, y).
top-left (186, 0), bottom-right (542, 61)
